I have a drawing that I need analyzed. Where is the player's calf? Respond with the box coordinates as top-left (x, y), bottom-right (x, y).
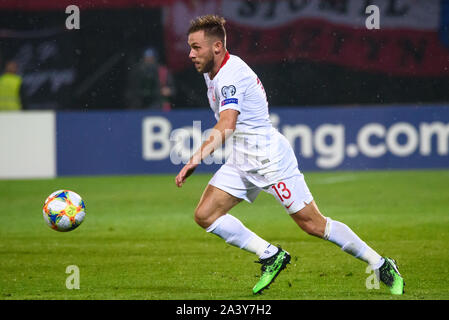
top-left (290, 201), bottom-right (327, 238)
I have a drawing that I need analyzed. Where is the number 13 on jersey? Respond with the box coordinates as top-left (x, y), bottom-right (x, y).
top-left (271, 182), bottom-right (291, 202)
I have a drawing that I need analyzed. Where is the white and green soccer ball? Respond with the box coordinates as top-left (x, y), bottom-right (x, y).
top-left (42, 190), bottom-right (86, 232)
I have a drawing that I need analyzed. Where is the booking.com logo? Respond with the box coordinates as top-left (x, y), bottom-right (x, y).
top-left (141, 115), bottom-right (449, 169)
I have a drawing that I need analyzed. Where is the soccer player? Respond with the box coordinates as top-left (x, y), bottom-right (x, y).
top-left (175, 15), bottom-right (404, 295)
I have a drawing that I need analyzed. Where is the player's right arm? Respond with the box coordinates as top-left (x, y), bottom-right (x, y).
top-left (175, 109), bottom-right (239, 187)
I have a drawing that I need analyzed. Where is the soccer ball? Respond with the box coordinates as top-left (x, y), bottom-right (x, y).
top-left (42, 190), bottom-right (86, 232)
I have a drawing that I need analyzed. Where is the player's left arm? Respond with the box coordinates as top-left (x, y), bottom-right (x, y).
top-left (175, 109), bottom-right (238, 187)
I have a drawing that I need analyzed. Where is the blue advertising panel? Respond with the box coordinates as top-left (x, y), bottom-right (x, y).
top-left (57, 106), bottom-right (449, 176)
top-left (57, 110), bottom-right (219, 176)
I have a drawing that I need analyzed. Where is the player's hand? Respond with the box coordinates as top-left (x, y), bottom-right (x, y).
top-left (175, 162), bottom-right (198, 187)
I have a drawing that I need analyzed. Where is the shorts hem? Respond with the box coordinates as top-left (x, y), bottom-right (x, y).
top-left (286, 195), bottom-right (314, 214)
top-left (208, 181), bottom-right (255, 203)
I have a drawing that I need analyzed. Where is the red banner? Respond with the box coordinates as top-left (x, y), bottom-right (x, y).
top-left (164, 0), bottom-right (449, 77)
top-left (225, 20), bottom-right (449, 77)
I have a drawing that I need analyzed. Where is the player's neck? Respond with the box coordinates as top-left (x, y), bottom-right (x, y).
top-left (209, 50), bottom-right (229, 80)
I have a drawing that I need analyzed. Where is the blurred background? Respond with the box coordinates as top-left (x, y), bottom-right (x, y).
top-left (0, 0), bottom-right (448, 111)
top-left (1, 0), bottom-right (448, 179)
top-left (1, 1), bottom-right (449, 302)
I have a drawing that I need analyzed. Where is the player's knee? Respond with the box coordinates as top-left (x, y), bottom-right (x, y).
top-left (194, 206), bottom-right (213, 229)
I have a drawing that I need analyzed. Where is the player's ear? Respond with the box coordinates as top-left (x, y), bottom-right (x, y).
top-left (214, 40), bottom-right (223, 55)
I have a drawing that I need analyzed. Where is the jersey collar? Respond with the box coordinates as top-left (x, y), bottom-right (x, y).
top-left (208, 51), bottom-right (230, 80)
top-left (218, 51), bottom-right (230, 72)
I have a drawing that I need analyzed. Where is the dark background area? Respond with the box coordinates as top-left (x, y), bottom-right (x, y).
top-left (1, 5), bottom-right (448, 110)
top-left (0, 8), bottom-right (164, 110)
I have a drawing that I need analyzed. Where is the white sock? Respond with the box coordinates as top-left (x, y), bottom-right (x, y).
top-left (206, 214), bottom-right (277, 259)
top-left (246, 238), bottom-right (279, 259)
top-left (324, 217), bottom-right (383, 268)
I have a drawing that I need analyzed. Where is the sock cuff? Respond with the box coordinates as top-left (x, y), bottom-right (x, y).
top-left (323, 217), bottom-right (332, 240)
top-left (206, 214), bottom-right (228, 233)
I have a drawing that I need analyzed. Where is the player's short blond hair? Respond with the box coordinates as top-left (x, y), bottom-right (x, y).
top-left (188, 14), bottom-right (226, 46)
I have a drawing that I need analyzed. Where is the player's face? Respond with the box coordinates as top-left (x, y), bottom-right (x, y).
top-left (188, 30), bottom-right (215, 74)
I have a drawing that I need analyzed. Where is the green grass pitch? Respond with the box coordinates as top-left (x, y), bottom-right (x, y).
top-left (1, 170), bottom-right (448, 300)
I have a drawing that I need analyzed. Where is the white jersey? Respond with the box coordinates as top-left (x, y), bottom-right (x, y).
top-left (204, 53), bottom-right (300, 187)
top-left (204, 53), bottom-right (271, 135)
